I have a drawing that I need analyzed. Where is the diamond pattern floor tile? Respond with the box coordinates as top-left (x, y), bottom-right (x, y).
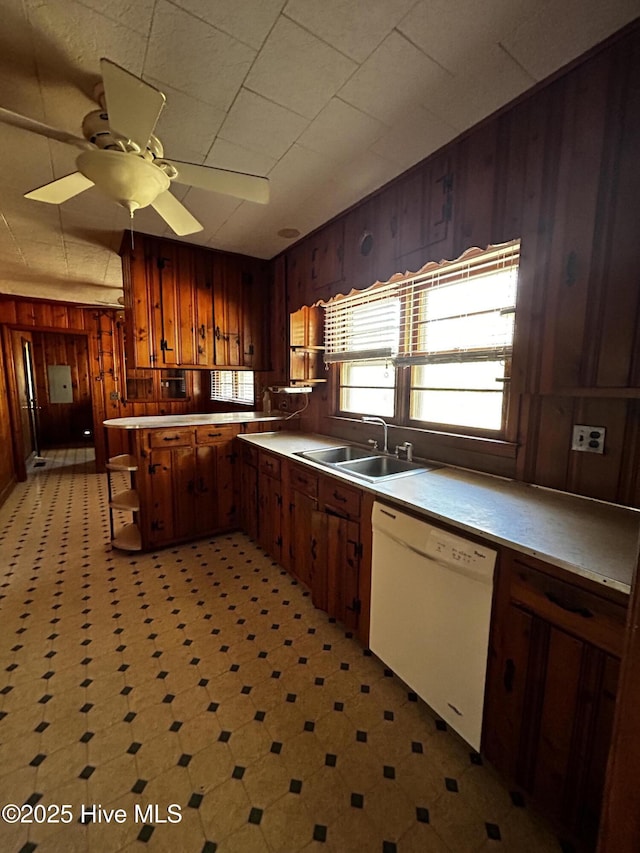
top-left (0, 447), bottom-right (564, 852)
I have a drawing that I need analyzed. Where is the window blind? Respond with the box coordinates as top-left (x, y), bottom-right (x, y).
top-left (395, 240), bottom-right (520, 366)
top-left (323, 282), bottom-right (400, 363)
top-left (210, 370), bottom-right (254, 405)
top-left (323, 240), bottom-right (519, 366)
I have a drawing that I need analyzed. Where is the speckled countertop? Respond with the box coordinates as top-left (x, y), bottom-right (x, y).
top-left (239, 432), bottom-right (640, 595)
top-left (103, 411), bottom-right (287, 429)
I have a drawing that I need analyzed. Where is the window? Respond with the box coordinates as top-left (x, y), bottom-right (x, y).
top-left (210, 370), bottom-right (254, 405)
top-left (325, 240), bottom-right (520, 435)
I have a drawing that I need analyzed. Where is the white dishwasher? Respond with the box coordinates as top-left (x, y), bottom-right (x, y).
top-left (370, 502), bottom-right (497, 751)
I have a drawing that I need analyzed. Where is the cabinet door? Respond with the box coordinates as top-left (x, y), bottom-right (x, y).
top-left (156, 243), bottom-right (197, 367)
top-left (172, 446), bottom-right (198, 540)
top-left (240, 456), bottom-right (258, 540)
top-left (310, 510), bottom-right (361, 629)
top-left (241, 260), bottom-right (270, 369)
top-left (214, 441), bottom-right (238, 531)
top-left (214, 256), bottom-right (242, 366)
top-left (123, 240), bottom-right (161, 367)
top-left (258, 471), bottom-right (282, 562)
top-left (289, 488), bottom-right (317, 587)
top-left (194, 446), bottom-right (217, 537)
top-left (145, 448), bottom-right (179, 545)
top-left (193, 252), bottom-right (215, 367)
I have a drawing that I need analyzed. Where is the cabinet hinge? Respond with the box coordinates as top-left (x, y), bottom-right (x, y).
top-left (156, 256), bottom-right (168, 270)
top-left (277, 494), bottom-right (283, 507)
top-left (148, 463), bottom-right (159, 475)
top-left (151, 520), bottom-right (165, 531)
top-left (276, 535), bottom-right (282, 547)
top-left (354, 542), bottom-right (363, 558)
top-left (348, 598), bottom-right (362, 614)
top-left (160, 338), bottom-right (174, 352)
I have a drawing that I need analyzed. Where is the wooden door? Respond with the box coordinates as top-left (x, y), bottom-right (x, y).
top-left (157, 242), bottom-right (197, 367)
top-left (214, 256), bottom-right (242, 366)
top-left (146, 448), bottom-right (178, 546)
top-left (193, 251), bottom-right (215, 367)
top-left (289, 488), bottom-right (317, 587)
top-left (213, 441), bottom-right (238, 531)
top-left (239, 451), bottom-right (258, 540)
top-left (10, 330), bottom-right (39, 461)
top-left (258, 471), bottom-right (281, 561)
top-left (194, 446), bottom-right (217, 537)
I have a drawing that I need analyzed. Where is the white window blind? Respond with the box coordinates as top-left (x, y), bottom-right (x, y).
top-left (323, 240), bottom-right (519, 366)
top-left (396, 240), bottom-right (520, 365)
top-left (324, 283), bottom-right (400, 363)
top-left (210, 370), bottom-right (254, 405)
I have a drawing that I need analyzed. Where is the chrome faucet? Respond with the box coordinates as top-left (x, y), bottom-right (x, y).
top-left (362, 416), bottom-right (389, 454)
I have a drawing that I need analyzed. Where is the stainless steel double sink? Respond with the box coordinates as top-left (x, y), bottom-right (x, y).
top-left (295, 445), bottom-right (434, 482)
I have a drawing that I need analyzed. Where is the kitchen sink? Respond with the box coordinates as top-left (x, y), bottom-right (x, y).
top-left (297, 445), bottom-right (374, 464)
top-left (296, 445), bottom-right (432, 481)
top-left (337, 455), bottom-right (428, 481)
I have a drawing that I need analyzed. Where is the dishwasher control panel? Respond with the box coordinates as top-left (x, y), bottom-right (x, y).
top-left (428, 528), bottom-right (496, 574)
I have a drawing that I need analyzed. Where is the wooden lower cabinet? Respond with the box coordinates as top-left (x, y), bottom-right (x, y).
top-left (237, 449), bottom-right (368, 637)
top-left (257, 451), bottom-right (285, 563)
top-left (483, 550), bottom-right (626, 850)
top-left (137, 426), bottom-right (239, 548)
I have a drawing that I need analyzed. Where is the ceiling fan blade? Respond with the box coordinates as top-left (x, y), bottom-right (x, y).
top-left (100, 58), bottom-right (166, 151)
top-left (151, 190), bottom-right (203, 236)
top-left (25, 172), bottom-right (95, 204)
top-left (169, 160), bottom-right (270, 204)
top-left (0, 107), bottom-right (93, 150)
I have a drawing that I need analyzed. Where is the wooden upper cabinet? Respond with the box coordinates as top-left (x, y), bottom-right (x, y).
top-left (394, 154), bottom-right (455, 270)
top-left (289, 305), bottom-right (325, 386)
top-left (308, 220), bottom-right (344, 298)
top-left (121, 233), bottom-right (270, 370)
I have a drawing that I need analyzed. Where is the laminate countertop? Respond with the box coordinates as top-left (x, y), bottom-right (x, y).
top-left (103, 411), bottom-right (288, 430)
top-left (238, 432), bottom-right (640, 595)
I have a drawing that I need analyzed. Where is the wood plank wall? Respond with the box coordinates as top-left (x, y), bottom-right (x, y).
top-left (0, 298), bottom-right (205, 477)
top-left (279, 20), bottom-right (640, 508)
top-left (31, 332), bottom-right (93, 447)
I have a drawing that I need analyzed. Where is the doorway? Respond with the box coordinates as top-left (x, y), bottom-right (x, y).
top-left (9, 329), bottom-right (40, 464)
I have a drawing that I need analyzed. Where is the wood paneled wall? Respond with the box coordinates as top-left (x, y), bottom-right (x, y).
top-left (280, 20), bottom-right (640, 508)
top-left (31, 332), bottom-right (93, 447)
top-left (0, 332), bottom-right (15, 504)
top-left (0, 298), bottom-right (208, 476)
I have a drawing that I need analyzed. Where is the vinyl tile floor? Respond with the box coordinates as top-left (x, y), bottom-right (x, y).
top-left (0, 447), bottom-right (565, 853)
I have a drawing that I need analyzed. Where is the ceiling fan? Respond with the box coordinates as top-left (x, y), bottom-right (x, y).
top-left (0, 58), bottom-right (270, 236)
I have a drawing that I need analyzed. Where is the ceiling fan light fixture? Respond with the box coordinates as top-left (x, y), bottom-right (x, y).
top-left (76, 149), bottom-right (170, 211)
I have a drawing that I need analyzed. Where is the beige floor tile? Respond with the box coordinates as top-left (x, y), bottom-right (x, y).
top-left (0, 449), bottom-right (562, 853)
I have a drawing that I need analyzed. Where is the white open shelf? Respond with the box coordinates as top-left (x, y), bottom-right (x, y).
top-left (107, 454), bottom-right (138, 472)
top-left (109, 488), bottom-right (140, 512)
top-left (112, 523), bottom-right (141, 552)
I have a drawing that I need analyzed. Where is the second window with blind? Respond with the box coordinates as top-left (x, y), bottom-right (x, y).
top-left (324, 240), bottom-right (520, 437)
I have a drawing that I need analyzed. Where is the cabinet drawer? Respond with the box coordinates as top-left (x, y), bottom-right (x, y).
top-left (195, 424), bottom-right (240, 445)
top-left (259, 452), bottom-right (281, 479)
top-left (148, 428), bottom-right (194, 448)
top-left (290, 464), bottom-right (318, 497)
top-left (509, 561), bottom-right (627, 657)
top-left (319, 477), bottom-right (361, 518)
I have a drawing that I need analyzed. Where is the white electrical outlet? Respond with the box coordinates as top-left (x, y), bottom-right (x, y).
top-left (571, 425), bottom-right (606, 454)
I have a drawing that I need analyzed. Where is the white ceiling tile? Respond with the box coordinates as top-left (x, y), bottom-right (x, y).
top-left (501, 0), bottom-right (640, 81)
top-left (267, 143), bottom-right (336, 207)
top-left (244, 17), bottom-right (357, 119)
top-left (284, 0), bottom-right (415, 63)
top-left (149, 78), bottom-right (226, 164)
top-left (396, 0), bottom-right (534, 73)
top-left (24, 0), bottom-right (147, 78)
top-left (333, 149), bottom-right (400, 199)
top-left (144, 1), bottom-right (256, 112)
top-left (0, 125), bottom-right (56, 192)
top-left (370, 107), bottom-right (458, 169)
top-left (339, 30), bottom-right (450, 124)
top-left (422, 45), bottom-right (535, 131)
top-left (205, 139), bottom-right (277, 178)
top-left (66, 0), bottom-right (155, 37)
top-left (169, 0), bottom-right (285, 50)
top-left (176, 186), bottom-right (243, 235)
top-left (297, 97), bottom-right (388, 163)
top-left (217, 88), bottom-right (308, 160)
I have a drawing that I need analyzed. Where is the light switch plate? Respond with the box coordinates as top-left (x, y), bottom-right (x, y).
top-left (571, 424), bottom-right (605, 453)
